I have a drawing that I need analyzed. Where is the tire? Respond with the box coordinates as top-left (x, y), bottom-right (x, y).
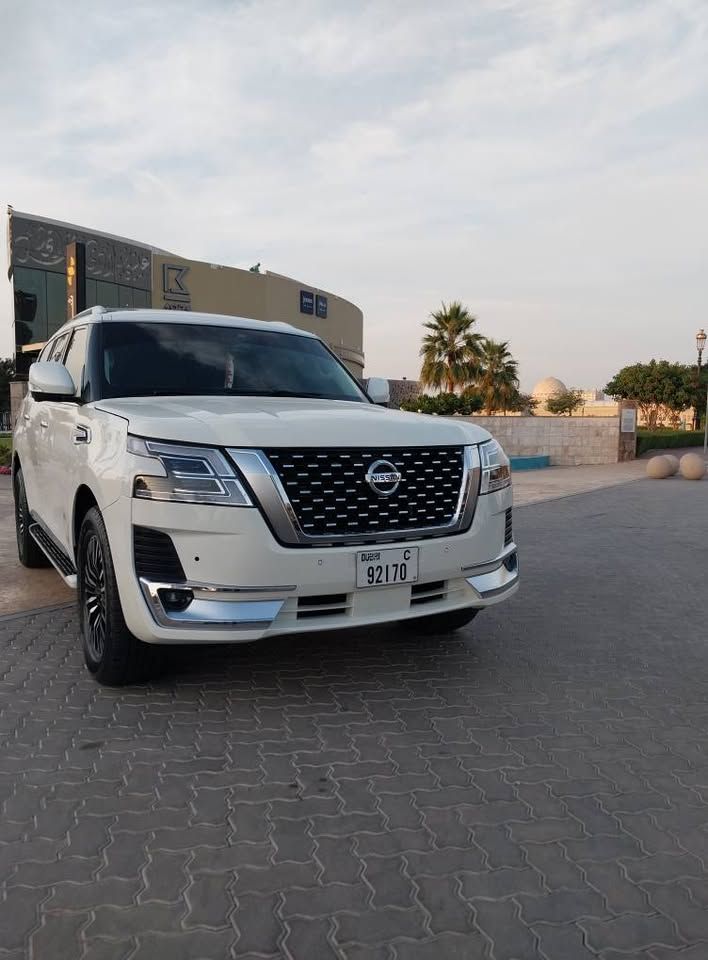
top-left (78, 506), bottom-right (163, 685)
top-left (409, 607), bottom-right (480, 634)
top-left (14, 468), bottom-right (50, 568)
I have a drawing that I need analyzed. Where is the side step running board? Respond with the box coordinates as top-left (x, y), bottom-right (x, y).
top-left (29, 523), bottom-right (78, 588)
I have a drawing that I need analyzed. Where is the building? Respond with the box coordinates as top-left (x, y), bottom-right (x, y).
top-left (6, 207), bottom-right (364, 377)
top-left (530, 376), bottom-right (568, 413)
top-left (531, 375), bottom-right (697, 428)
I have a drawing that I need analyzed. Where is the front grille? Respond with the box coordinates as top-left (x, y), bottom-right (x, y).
top-left (265, 447), bottom-right (466, 538)
top-left (133, 526), bottom-right (186, 581)
top-left (504, 508), bottom-right (513, 546)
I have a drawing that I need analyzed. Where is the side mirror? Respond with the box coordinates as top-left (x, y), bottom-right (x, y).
top-left (28, 361), bottom-right (76, 400)
top-left (366, 377), bottom-right (390, 406)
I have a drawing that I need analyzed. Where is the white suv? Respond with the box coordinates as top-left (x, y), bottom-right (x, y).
top-left (12, 307), bottom-right (518, 685)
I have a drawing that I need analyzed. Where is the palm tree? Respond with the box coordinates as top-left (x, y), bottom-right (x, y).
top-left (419, 301), bottom-right (484, 393)
top-left (478, 339), bottom-right (519, 415)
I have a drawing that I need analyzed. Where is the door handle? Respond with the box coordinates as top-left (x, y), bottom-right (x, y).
top-left (23, 413), bottom-right (30, 422)
top-left (40, 419), bottom-right (48, 429)
top-left (73, 425), bottom-right (92, 445)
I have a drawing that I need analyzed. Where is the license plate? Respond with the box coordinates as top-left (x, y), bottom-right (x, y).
top-left (356, 547), bottom-right (419, 588)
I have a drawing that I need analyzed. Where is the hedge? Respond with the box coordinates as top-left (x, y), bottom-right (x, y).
top-left (399, 392), bottom-right (483, 416)
top-left (0, 438), bottom-right (12, 468)
top-left (636, 430), bottom-right (705, 455)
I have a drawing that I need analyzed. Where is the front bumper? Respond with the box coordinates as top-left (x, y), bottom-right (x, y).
top-left (103, 488), bottom-right (517, 644)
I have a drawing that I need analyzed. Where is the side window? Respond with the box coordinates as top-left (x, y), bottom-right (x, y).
top-left (62, 327), bottom-right (88, 397)
top-left (38, 341), bottom-right (53, 361)
top-left (48, 333), bottom-right (70, 362)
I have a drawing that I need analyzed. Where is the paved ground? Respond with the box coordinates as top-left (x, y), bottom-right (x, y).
top-left (1, 478), bottom-right (708, 959)
top-left (511, 460), bottom-right (646, 507)
top-left (512, 448), bottom-right (706, 507)
top-left (0, 476), bottom-right (72, 616)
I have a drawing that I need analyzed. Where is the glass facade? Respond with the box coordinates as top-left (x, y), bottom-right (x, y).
top-left (13, 266), bottom-right (151, 348)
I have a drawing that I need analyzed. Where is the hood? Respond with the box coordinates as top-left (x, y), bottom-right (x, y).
top-left (94, 396), bottom-right (492, 448)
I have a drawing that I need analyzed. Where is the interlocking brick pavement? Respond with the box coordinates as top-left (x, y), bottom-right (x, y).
top-left (0, 478), bottom-right (707, 958)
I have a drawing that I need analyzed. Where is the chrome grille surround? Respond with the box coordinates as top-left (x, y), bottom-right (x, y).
top-left (227, 445), bottom-right (482, 547)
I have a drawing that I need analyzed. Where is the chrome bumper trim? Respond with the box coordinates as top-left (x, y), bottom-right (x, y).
top-left (139, 578), bottom-right (287, 629)
top-left (465, 551), bottom-right (519, 599)
top-left (461, 543), bottom-right (517, 576)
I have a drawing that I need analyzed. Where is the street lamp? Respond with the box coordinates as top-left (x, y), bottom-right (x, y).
top-left (696, 328), bottom-right (707, 452)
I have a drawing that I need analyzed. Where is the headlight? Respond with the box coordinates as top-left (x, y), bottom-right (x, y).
top-left (479, 439), bottom-right (511, 494)
top-left (127, 436), bottom-right (253, 506)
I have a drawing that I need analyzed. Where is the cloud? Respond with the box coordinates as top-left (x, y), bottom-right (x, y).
top-left (1, 0), bottom-right (707, 389)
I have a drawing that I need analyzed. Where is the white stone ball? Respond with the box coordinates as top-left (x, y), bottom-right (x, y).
top-left (680, 453), bottom-right (707, 480)
top-left (646, 456), bottom-right (672, 479)
top-left (664, 454), bottom-right (680, 476)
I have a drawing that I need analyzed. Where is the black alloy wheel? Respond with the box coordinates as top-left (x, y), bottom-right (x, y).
top-left (78, 506), bottom-right (162, 685)
top-left (82, 532), bottom-right (107, 662)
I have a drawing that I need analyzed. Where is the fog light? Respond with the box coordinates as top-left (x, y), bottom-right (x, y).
top-left (503, 553), bottom-right (518, 573)
top-left (158, 588), bottom-right (194, 612)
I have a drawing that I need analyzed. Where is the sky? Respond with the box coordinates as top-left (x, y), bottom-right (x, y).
top-left (1, 0), bottom-right (707, 391)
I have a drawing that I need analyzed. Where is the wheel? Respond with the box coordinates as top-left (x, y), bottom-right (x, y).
top-left (78, 506), bottom-right (162, 685)
top-left (14, 468), bottom-right (50, 568)
top-left (410, 607), bottom-right (480, 634)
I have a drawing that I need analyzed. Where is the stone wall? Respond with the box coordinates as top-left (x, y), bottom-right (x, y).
top-left (454, 415), bottom-right (625, 466)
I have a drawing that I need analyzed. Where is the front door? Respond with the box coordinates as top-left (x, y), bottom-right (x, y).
top-left (41, 326), bottom-right (89, 555)
top-left (25, 332), bottom-right (71, 530)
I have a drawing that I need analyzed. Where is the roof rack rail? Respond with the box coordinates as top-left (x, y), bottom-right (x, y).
top-left (73, 305), bottom-right (107, 320)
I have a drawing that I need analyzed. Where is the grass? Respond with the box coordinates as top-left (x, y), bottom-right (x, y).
top-left (0, 437), bottom-right (11, 468)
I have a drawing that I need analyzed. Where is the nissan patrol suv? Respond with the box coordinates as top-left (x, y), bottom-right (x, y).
top-left (12, 307), bottom-right (518, 685)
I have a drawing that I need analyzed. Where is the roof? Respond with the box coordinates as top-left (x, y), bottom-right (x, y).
top-left (532, 376), bottom-right (568, 398)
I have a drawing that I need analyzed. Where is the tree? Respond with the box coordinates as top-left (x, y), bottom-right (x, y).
top-left (419, 301), bottom-right (484, 393)
top-left (504, 391), bottom-right (539, 415)
top-left (682, 364), bottom-right (708, 429)
top-left (0, 358), bottom-right (15, 413)
top-left (476, 339), bottom-right (520, 414)
top-left (546, 389), bottom-right (583, 416)
top-left (605, 361), bottom-right (696, 429)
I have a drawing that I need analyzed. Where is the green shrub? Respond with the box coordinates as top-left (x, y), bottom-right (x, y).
top-left (636, 430), bottom-right (704, 455)
top-left (399, 392), bottom-right (483, 416)
top-left (0, 438), bottom-right (12, 468)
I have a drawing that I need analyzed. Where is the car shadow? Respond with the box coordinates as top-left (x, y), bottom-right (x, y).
top-left (154, 619), bottom-right (486, 689)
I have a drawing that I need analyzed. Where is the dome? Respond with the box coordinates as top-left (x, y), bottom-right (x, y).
top-left (532, 376), bottom-right (567, 399)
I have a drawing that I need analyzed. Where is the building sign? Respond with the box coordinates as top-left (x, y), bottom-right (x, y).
top-left (66, 241), bottom-right (86, 320)
top-left (163, 264), bottom-right (191, 310)
top-left (316, 294), bottom-right (328, 319)
top-left (620, 407), bottom-right (637, 434)
top-left (300, 290), bottom-right (314, 315)
top-left (9, 210), bottom-right (151, 289)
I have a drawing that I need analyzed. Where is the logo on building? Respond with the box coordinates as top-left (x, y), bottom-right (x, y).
top-left (163, 264), bottom-right (191, 311)
top-left (300, 290), bottom-right (314, 315)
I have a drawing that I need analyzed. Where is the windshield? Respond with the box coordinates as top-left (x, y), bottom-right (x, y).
top-left (99, 321), bottom-right (368, 402)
